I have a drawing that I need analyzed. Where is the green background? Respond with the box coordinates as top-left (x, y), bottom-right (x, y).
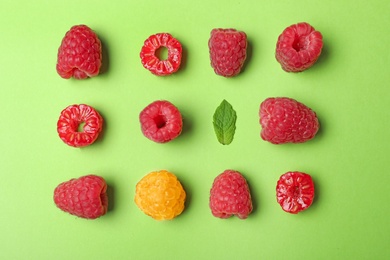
top-left (1, 0), bottom-right (389, 259)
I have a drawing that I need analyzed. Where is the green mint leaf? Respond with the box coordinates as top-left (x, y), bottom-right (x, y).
top-left (213, 99), bottom-right (237, 145)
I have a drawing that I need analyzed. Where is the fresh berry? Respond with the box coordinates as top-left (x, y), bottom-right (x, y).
top-left (140, 33), bottom-right (182, 76)
top-left (139, 100), bottom-right (183, 143)
top-left (56, 25), bottom-right (102, 79)
top-left (276, 171), bottom-right (315, 214)
top-left (134, 170), bottom-right (186, 220)
top-left (53, 175), bottom-right (108, 219)
top-left (208, 28), bottom-right (247, 77)
top-left (209, 170), bottom-right (253, 219)
top-left (57, 104), bottom-right (104, 147)
top-left (275, 22), bottom-right (323, 72)
top-left (259, 97), bottom-right (319, 144)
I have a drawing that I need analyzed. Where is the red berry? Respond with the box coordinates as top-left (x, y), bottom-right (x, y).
top-left (139, 100), bottom-right (183, 143)
top-left (276, 171), bottom-right (315, 214)
top-left (275, 22), bottom-right (323, 72)
top-left (140, 33), bottom-right (182, 76)
top-left (53, 175), bottom-right (108, 219)
top-left (57, 104), bottom-right (104, 147)
top-left (56, 25), bottom-right (102, 79)
top-left (208, 28), bottom-right (247, 77)
top-left (259, 97), bottom-right (319, 144)
top-left (209, 170), bottom-right (253, 219)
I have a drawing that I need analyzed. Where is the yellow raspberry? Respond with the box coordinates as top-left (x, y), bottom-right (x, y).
top-left (135, 170), bottom-right (186, 220)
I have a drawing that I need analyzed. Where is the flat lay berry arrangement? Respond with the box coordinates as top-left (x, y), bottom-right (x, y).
top-left (54, 22), bottom-right (323, 220)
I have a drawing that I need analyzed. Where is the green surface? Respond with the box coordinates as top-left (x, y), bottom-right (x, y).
top-left (1, 1), bottom-right (389, 259)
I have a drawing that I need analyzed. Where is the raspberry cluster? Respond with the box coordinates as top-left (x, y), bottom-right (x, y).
top-left (54, 22), bottom-right (324, 219)
top-left (56, 23), bottom-right (323, 80)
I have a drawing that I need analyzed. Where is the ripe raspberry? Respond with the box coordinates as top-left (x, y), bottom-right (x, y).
top-left (275, 22), bottom-right (323, 72)
top-left (135, 170), bottom-right (186, 220)
top-left (140, 33), bottom-right (182, 76)
top-left (259, 97), bottom-right (319, 144)
top-left (139, 100), bottom-right (183, 143)
top-left (57, 104), bottom-right (104, 147)
top-left (276, 171), bottom-right (315, 214)
top-left (56, 25), bottom-right (102, 79)
top-left (209, 170), bottom-right (253, 219)
top-left (208, 28), bottom-right (247, 77)
top-left (53, 175), bottom-right (108, 219)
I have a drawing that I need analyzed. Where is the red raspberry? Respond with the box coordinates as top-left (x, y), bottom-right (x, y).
top-left (259, 97), bottom-right (319, 144)
top-left (276, 171), bottom-right (315, 214)
top-left (57, 104), bottom-right (104, 147)
top-left (209, 170), bottom-right (253, 219)
top-left (140, 33), bottom-right (182, 76)
top-left (139, 100), bottom-right (183, 143)
top-left (275, 22), bottom-right (323, 72)
top-left (208, 28), bottom-right (247, 77)
top-left (56, 25), bottom-right (102, 79)
top-left (53, 175), bottom-right (108, 219)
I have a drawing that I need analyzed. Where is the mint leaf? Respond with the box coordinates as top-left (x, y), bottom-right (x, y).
top-left (213, 99), bottom-right (237, 145)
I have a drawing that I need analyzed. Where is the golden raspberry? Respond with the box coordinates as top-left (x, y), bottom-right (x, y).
top-left (135, 170), bottom-right (186, 220)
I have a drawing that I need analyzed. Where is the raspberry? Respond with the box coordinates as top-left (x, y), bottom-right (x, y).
top-left (134, 170), bottom-right (186, 220)
top-left (276, 171), bottom-right (315, 214)
top-left (140, 33), bottom-right (182, 76)
top-left (208, 28), bottom-right (247, 77)
top-left (275, 22), bottom-right (323, 72)
top-left (53, 175), bottom-right (108, 219)
top-left (139, 100), bottom-right (183, 143)
top-left (209, 170), bottom-right (253, 219)
top-left (259, 97), bottom-right (319, 144)
top-left (56, 25), bottom-right (102, 79)
top-left (57, 104), bottom-right (104, 147)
